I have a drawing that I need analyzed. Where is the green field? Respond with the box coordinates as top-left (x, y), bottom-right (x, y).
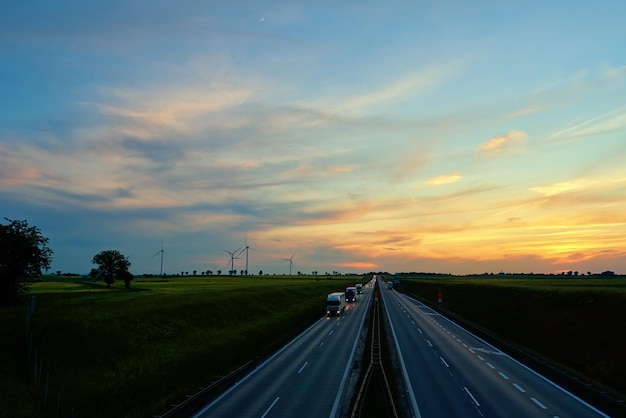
top-left (0, 275), bottom-right (365, 418)
top-left (394, 275), bottom-right (626, 402)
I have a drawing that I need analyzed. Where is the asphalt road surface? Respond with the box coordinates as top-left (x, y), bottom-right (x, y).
top-left (380, 280), bottom-right (610, 418)
top-left (193, 283), bottom-right (372, 418)
top-left (192, 277), bottom-right (609, 418)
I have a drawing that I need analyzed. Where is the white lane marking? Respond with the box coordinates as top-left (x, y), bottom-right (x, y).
top-left (477, 355), bottom-right (484, 361)
top-left (486, 362), bottom-right (495, 369)
top-left (440, 357), bottom-right (449, 368)
top-left (427, 339), bottom-right (433, 347)
top-left (261, 396), bottom-right (280, 418)
top-left (464, 387), bottom-right (480, 407)
top-left (319, 342), bottom-right (324, 347)
top-left (531, 397), bottom-right (548, 409)
top-left (469, 347), bottom-right (506, 356)
top-left (328, 330), bottom-right (334, 336)
top-left (297, 362), bottom-right (308, 374)
top-left (418, 328), bottom-right (422, 334)
top-left (499, 372), bottom-right (510, 380)
top-left (513, 383), bottom-right (526, 393)
top-left (192, 316), bottom-right (325, 417)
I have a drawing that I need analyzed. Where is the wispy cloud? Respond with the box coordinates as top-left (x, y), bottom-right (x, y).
top-left (529, 179), bottom-right (594, 196)
top-left (321, 62), bottom-right (459, 116)
top-left (549, 106), bottom-right (626, 141)
top-left (419, 173), bottom-right (463, 188)
top-left (503, 107), bottom-right (542, 120)
top-left (90, 82), bottom-right (257, 140)
top-left (475, 131), bottom-right (527, 156)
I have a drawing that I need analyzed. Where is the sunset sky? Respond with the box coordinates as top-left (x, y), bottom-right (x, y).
top-left (2, 1), bottom-right (626, 276)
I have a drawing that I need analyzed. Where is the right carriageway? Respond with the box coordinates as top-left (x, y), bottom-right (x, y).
top-left (379, 278), bottom-right (610, 418)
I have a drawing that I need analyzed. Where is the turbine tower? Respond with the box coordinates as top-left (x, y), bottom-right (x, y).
top-left (151, 242), bottom-right (168, 276)
top-left (240, 234), bottom-right (254, 275)
top-left (283, 251), bottom-right (296, 275)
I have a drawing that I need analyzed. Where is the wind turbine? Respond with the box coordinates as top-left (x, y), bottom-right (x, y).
top-left (224, 247), bottom-right (242, 275)
top-left (151, 242), bottom-right (168, 276)
top-left (283, 251), bottom-right (296, 275)
top-left (239, 234), bottom-right (255, 275)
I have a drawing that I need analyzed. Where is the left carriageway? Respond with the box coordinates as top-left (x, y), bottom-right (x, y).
top-left (192, 283), bottom-right (373, 418)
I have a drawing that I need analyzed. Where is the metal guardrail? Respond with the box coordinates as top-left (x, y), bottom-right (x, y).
top-left (351, 298), bottom-right (398, 418)
top-left (154, 360), bottom-right (254, 418)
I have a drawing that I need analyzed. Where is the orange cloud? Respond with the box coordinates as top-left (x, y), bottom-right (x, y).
top-left (476, 131), bottom-right (527, 155)
top-left (418, 172), bottom-right (462, 188)
top-left (338, 261), bottom-right (380, 269)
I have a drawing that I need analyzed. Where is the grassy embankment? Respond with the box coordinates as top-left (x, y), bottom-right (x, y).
top-left (397, 276), bottom-right (626, 401)
top-left (0, 275), bottom-right (364, 418)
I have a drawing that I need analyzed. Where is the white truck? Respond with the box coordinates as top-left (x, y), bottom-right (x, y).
top-left (326, 292), bottom-right (346, 316)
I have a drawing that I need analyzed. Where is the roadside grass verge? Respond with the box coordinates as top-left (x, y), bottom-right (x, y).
top-left (1, 275), bottom-right (362, 418)
top-left (397, 276), bottom-right (626, 401)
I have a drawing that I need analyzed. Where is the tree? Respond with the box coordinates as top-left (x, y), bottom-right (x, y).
top-left (119, 269), bottom-right (134, 289)
top-left (0, 218), bottom-right (53, 304)
top-left (90, 250), bottom-right (132, 288)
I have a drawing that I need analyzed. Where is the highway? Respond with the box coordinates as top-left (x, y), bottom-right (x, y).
top-left (192, 283), bottom-right (372, 418)
top-left (380, 280), bottom-right (610, 418)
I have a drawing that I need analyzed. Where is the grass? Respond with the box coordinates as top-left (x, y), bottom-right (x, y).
top-left (395, 275), bottom-right (626, 401)
top-left (1, 275), bottom-right (364, 418)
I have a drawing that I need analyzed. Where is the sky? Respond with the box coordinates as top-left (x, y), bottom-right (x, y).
top-left (2, 1), bottom-right (626, 276)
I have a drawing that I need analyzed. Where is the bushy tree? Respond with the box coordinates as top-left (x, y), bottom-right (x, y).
top-left (90, 250), bottom-right (132, 288)
top-left (0, 218), bottom-right (53, 304)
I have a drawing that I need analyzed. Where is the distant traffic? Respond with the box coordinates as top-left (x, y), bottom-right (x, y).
top-left (326, 279), bottom-right (373, 316)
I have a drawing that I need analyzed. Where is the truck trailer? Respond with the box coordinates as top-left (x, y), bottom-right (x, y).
top-left (326, 292), bottom-right (346, 316)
